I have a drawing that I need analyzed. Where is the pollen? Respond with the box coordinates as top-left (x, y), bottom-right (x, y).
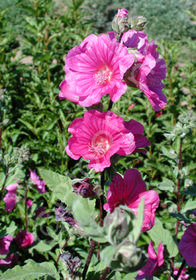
top-left (94, 67), bottom-right (112, 86)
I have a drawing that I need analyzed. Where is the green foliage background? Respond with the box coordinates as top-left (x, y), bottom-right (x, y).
top-left (0, 0), bottom-right (196, 279)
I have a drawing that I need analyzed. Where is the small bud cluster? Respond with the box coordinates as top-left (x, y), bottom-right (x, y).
top-left (60, 251), bottom-right (82, 277)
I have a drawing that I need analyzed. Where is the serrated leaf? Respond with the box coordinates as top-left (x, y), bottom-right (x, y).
top-left (0, 260), bottom-right (59, 280)
top-left (148, 218), bottom-right (178, 257)
top-left (72, 197), bottom-right (107, 243)
top-left (38, 169), bottom-right (76, 209)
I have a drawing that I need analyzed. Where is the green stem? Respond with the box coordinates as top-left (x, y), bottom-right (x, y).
top-left (175, 137), bottom-right (183, 236)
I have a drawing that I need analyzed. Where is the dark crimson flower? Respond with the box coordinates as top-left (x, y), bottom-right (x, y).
top-left (15, 230), bottom-right (34, 248)
top-left (73, 178), bottom-right (96, 198)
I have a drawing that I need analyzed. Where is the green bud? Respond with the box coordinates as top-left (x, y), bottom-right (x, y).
top-left (104, 207), bottom-right (133, 245)
top-left (130, 16), bottom-right (148, 31)
top-left (112, 9), bottom-right (130, 34)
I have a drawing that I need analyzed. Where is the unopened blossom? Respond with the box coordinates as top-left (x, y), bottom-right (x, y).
top-left (0, 235), bottom-right (13, 255)
top-left (26, 199), bottom-right (33, 209)
top-left (29, 169), bottom-right (46, 193)
top-left (136, 241), bottom-right (164, 279)
top-left (59, 34), bottom-right (134, 107)
top-left (15, 230), bottom-right (34, 248)
top-left (3, 183), bottom-right (18, 212)
top-left (179, 223), bottom-right (196, 267)
top-left (104, 169), bottom-right (159, 231)
top-left (35, 206), bottom-right (49, 218)
top-left (55, 205), bottom-right (76, 226)
top-left (66, 110), bottom-right (150, 172)
top-left (173, 268), bottom-right (189, 280)
top-left (73, 178), bottom-right (96, 198)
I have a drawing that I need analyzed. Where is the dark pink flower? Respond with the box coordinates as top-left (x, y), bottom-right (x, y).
top-left (179, 223), bottom-right (196, 267)
top-left (117, 8), bottom-right (128, 19)
top-left (29, 169), bottom-right (46, 193)
top-left (35, 206), bottom-right (49, 218)
top-left (66, 110), bottom-right (150, 172)
top-left (117, 30), bottom-right (167, 111)
top-left (3, 183), bottom-right (18, 212)
top-left (104, 169), bottom-right (159, 231)
top-left (59, 34), bottom-right (134, 107)
top-left (0, 235), bottom-right (13, 255)
top-left (15, 230), bottom-right (34, 248)
top-left (136, 241), bottom-right (164, 279)
top-left (26, 199), bottom-right (33, 209)
top-left (0, 254), bottom-right (18, 266)
top-left (173, 268), bottom-right (189, 280)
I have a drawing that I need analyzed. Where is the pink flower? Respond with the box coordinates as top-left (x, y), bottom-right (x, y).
top-left (136, 241), bottom-right (164, 279)
top-left (0, 254), bottom-right (18, 266)
top-left (3, 183), bottom-right (18, 212)
top-left (116, 30), bottom-right (167, 111)
top-left (173, 268), bottom-right (189, 280)
top-left (179, 223), bottom-right (196, 267)
top-left (128, 103), bottom-right (135, 110)
top-left (15, 230), bottom-right (34, 248)
top-left (59, 34), bottom-right (134, 107)
top-left (104, 169), bottom-right (159, 231)
top-left (26, 199), bottom-right (33, 209)
top-left (30, 170), bottom-right (46, 193)
top-left (0, 235), bottom-right (13, 255)
top-left (66, 110), bottom-right (150, 172)
top-left (117, 8), bottom-right (128, 19)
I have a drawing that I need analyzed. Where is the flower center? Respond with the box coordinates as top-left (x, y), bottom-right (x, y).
top-left (94, 67), bottom-right (112, 86)
top-left (90, 132), bottom-right (112, 156)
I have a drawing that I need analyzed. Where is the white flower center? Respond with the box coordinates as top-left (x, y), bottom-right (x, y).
top-left (94, 67), bottom-right (112, 86)
top-left (89, 132), bottom-right (112, 156)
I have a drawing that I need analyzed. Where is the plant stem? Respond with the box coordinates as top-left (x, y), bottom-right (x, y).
top-left (175, 137), bottom-right (183, 236)
top-left (100, 266), bottom-right (111, 280)
top-left (56, 236), bottom-right (69, 265)
top-left (82, 239), bottom-right (96, 280)
top-left (24, 183), bottom-right (28, 231)
top-left (0, 165), bottom-right (9, 201)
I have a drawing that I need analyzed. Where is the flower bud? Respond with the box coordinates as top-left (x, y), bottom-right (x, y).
top-left (104, 207), bottom-right (133, 245)
top-left (130, 16), bottom-right (148, 31)
top-left (73, 178), bottom-right (96, 198)
top-left (116, 241), bottom-right (145, 272)
top-left (112, 9), bottom-right (130, 34)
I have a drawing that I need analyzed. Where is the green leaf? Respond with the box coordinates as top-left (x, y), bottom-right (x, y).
top-left (131, 199), bottom-right (144, 243)
top-left (181, 199), bottom-right (196, 213)
top-left (181, 185), bottom-right (196, 196)
top-left (0, 172), bottom-right (6, 188)
top-left (0, 260), bottom-right (59, 280)
top-left (148, 218), bottom-right (178, 257)
top-left (38, 169), bottom-right (76, 209)
top-left (170, 212), bottom-right (191, 224)
top-left (100, 245), bottom-right (116, 267)
top-left (158, 179), bottom-right (175, 192)
top-left (72, 197), bottom-right (107, 243)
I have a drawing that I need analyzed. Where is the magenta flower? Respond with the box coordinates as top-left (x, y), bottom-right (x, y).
top-left (0, 254), bottom-right (18, 266)
top-left (179, 223), bottom-right (196, 267)
top-left (136, 241), bottom-right (164, 279)
top-left (0, 235), bottom-right (13, 255)
top-left (26, 199), bottom-right (33, 209)
top-left (117, 8), bottom-right (128, 19)
top-left (109, 30), bottom-right (167, 111)
top-left (15, 230), bottom-right (34, 248)
top-left (29, 169), bottom-right (46, 193)
top-left (3, 183), bottom-right (18, 212)
top-left (104, 169), bottom-right (159, 231)
top-left (173, 268), bottom-right (189, 280)
top-left (66, 110), bottom-right (150, 172)
top-left (59, 34), bottom-right (134, 107)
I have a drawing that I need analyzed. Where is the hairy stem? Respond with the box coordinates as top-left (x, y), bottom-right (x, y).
top-left (175, 137), bottom-right (183, 236)
top-left (82, 239), bottom-right (96, 280)
top-left (100, 266), bottom-right (111, 280)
